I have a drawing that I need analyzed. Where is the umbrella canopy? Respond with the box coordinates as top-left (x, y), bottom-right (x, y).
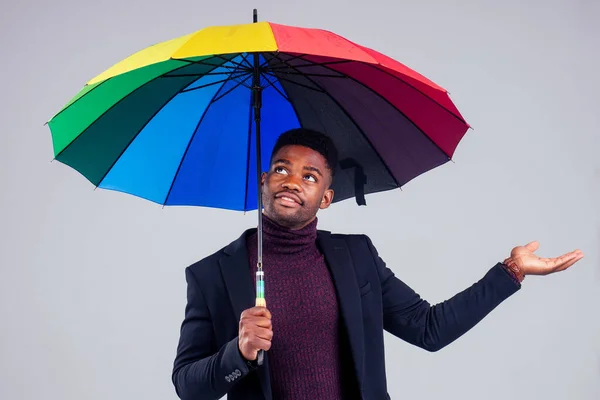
top-left (47, 10), bottom-right (470, 364)
top-left (47, 14), bottom-right (469, 211)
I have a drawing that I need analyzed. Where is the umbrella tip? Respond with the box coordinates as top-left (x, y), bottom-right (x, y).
top-left (253, 9), bottom-right (258, 23)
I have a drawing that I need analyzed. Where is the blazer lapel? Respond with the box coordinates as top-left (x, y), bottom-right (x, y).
top-left (219, 230), bottom-right (255, 320)
top-left (317, 230), bottom-right (365, 392)
top-left (219, 229), bottom-right (273, 400)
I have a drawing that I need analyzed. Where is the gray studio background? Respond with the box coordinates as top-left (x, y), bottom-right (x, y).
top-left (1, 0), bottom-right (599, 399)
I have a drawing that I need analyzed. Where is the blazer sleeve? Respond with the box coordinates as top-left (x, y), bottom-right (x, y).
top-left (364, 235), bottom-right (521, 352)
top-left (172, 266), bottom-right (254, 400)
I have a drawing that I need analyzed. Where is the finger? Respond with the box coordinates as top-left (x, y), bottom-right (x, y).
top-left (544, 251), bottom-right (578, 270)
top-left (563, 249), bottom-right (583, 259)
top-left (250, 317), bottom-right (273, 329)
top-left (253, 307), bottom-right (272, 319)
top-left (560, 250), bottom-right (583, 264)
top-left (554, 253), bottom-right (584, 272)
top-left (524, 241), bottom-right (539, 253)
top-left (545, 252), bottom-right (581, 272)
top-left (248, 349), bottom-right (258, 361)
top-left (251, 337), bottom-right (272, 352)
top-left (254, 327), bottom-right (274, 341)
top-left (243, 307), bottom-right (272, 319)
top-left (554, 259), bottom-right (577, 272)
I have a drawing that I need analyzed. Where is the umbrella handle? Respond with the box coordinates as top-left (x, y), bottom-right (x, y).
top-left (257, 350), bottom-right (264, 366)
top-left (255, 296), bottom-right (266, 366)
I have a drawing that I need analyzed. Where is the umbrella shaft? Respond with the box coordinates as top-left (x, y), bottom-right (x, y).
top-left (253, 52), bottom-right (263, 270)
top-left (252, 50), bottom-right (265, 310)
top-left (253, 8), bottom-right (267, 367)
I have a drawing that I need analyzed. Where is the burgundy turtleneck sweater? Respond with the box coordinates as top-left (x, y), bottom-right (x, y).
top-left (246, 214), bottom-right (357, 399)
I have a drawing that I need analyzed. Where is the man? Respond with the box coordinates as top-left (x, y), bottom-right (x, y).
top-left (171, 128), bottom-right (583, 400)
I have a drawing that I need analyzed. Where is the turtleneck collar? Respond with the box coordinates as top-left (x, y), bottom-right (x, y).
top-left (259, 212), bottom-right (319, 255)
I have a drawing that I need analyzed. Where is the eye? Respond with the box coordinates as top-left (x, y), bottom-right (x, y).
top-left (274, 166), bottom-right (288, 175)
top-left (304, 174), bottom-right (317, 183)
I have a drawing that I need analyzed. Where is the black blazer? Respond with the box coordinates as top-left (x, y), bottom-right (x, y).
top-left (172, 229), bottom-right (520, 400)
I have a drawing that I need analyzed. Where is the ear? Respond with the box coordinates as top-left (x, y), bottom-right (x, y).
top-left (319, 188), bottom-right (334, 210)
top-left (260, 172), bottom-right (267, 186)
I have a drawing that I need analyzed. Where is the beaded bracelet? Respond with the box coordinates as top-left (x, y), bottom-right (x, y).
top-left (502, 257), bottom-right (525, 283)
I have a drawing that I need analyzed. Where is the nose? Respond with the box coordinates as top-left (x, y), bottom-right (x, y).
top-left (281, 174), bottom-right (302, 191)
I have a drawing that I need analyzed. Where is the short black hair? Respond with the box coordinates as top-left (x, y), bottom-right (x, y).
top-left (270, 128), bottom-right (338, 178)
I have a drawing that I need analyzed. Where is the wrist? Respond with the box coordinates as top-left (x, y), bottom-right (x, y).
top-left (502, 257), bottom-right (525, 284)
top-left (238, 345), bottom-right (258, 369)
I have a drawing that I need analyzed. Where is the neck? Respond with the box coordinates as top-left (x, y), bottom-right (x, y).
top-left (260, 213), bottom-right (318, 254)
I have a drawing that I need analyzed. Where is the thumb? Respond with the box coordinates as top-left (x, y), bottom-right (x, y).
top-left (524, 241), bottom-right (539, 253)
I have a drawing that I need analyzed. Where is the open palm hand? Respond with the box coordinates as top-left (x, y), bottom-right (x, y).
top-left (510, 241), bottom-right (584, 276)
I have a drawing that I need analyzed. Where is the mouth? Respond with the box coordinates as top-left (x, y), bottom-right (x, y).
top-left (274, 192), bottom-right (303, 207)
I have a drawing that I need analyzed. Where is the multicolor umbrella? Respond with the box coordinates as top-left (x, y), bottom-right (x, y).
top-left (47, 9), bottom-right (469, 363)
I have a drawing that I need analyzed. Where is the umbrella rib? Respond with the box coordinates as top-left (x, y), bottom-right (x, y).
top-left (267, 59), bottom-right (353, 71)
top-left (213, 54), bottom-right (251, 70)
top-left (265, 53), bottom-right (346, 70)
top-left (258, 67), bottom-right (305, 152)
top-left (260, 72), bottom-right (290, 101)
top-left (261, 52), bottom-right (309, 69)
top-left (268, 53), bottom-right (401, 188)
top-left (294, 54), bottom-right (453, 159)
top-left (212, 75), bottom-right (253, 103)
top-left (258, 53), bottom-right (274, 70)
top-left (239, 52), bottom-right (255, 69)
top-left (173, 54), bottom-right (253, 90)
top-left (173, 55), bottom-right (239, 70)
top-left (92, 56), bottom-right (231, 189)
top-left (361, 62), bottom-right (468, 125)
top-left (262, 73), bottom-right (325, 94)
top-left (177, 54), bottom-right (249, 71)
top-left (51, 55), bottom-right (250, 125)
top-left (180, 72), bottom-right (250, 93)
top-left (224, 53), bottom-right (254, 90)
top-left (163, 71), bottom-right (248, 77)
top-left (267, 70), bottom-right (346, 78)
top-left (174, 55), bottom-right (253, 80)
top-left (53, 57), bottom-right (226, 161)
top-left (301, 31), bottom-right (467, 125)
top-left (162, 74), bottom-right (235, 206)
top-left (93, 84), bottom-right (196, 191)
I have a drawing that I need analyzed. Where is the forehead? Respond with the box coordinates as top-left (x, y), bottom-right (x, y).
top-left (271, 145), bottom-right (327, 168)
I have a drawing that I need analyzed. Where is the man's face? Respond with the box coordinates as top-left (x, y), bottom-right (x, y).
top-left (261, 145), bottom-right (334, 230)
